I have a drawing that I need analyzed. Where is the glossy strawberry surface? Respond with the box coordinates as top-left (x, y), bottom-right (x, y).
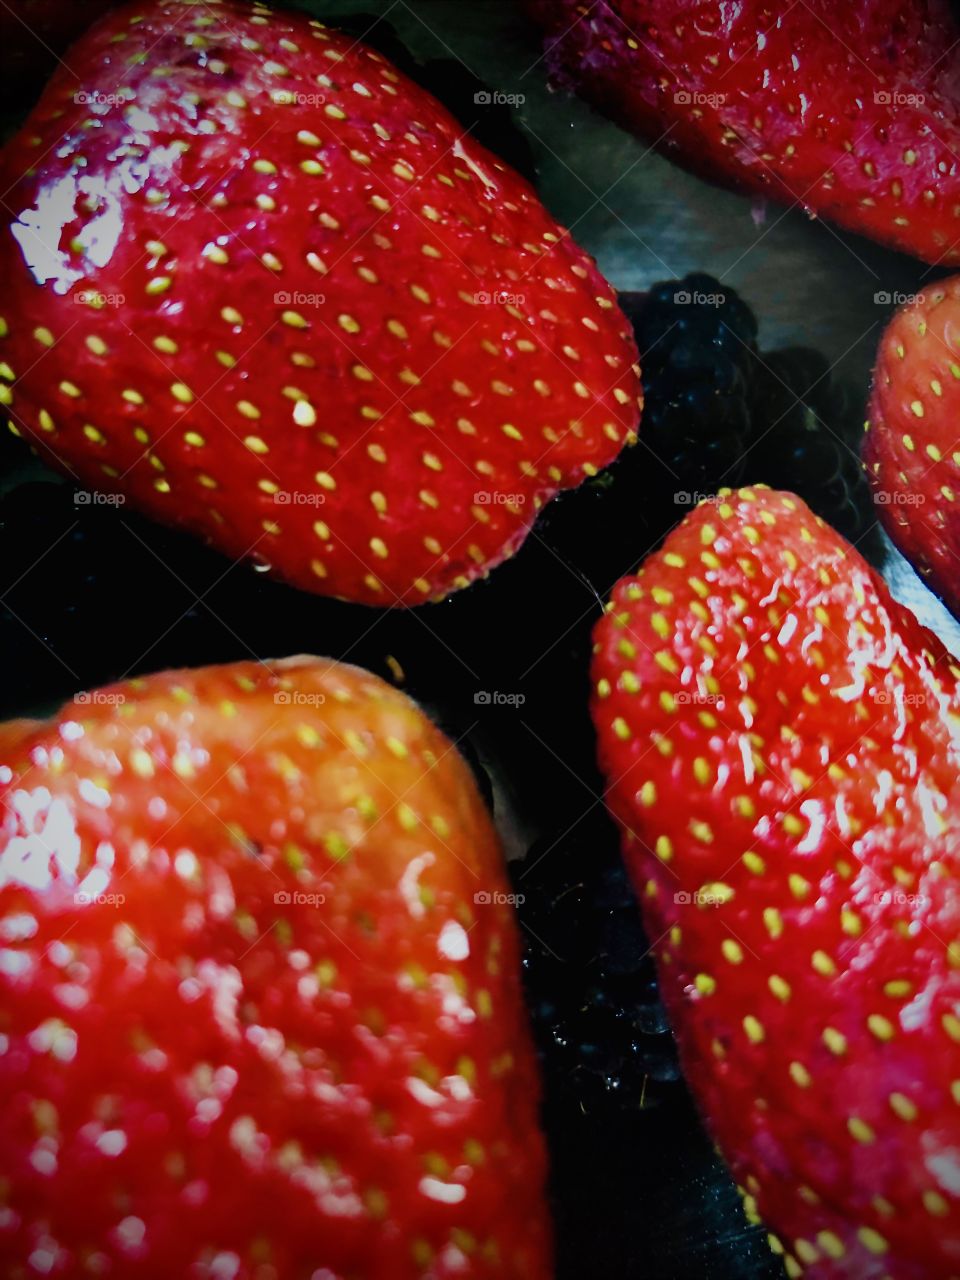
top-left (865, 278), bottom-right (960, 618)
top-left (526, 0), bottom-right (960, 265)
top-left (0, 657), bottom-right (551, 1278)
top-left (0, 0), bottom-right (640, 607)
top-left (592, 486), bottom-right (960, 1278)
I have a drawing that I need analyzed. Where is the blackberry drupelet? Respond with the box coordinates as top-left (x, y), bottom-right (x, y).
top-left (511, 818), bottom-right (680, 1116)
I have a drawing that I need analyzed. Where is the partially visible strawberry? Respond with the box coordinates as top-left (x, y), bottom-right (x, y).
top-left (0, 0), bottom-right (640, 607)
top-left (0, 657), bottom-right (551, 1278)
top-left (865, 278), bottom-right (960, 617)
top-left (0, 1), bottom-right (117, 107)
top-left (592, 486), bottom-right (960, 1278)
top-left (526, 0), bottom-right (960, 265)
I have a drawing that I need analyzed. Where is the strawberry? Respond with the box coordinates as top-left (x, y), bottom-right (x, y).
top-left (865, 278), bottom-right (960, 618)
top-left (0, 657), bottom-right (551, 1278)
top-left (0, 1), bottom-right (117, 106)
top-left (591, 485), bottom-right (960, 1278)
top-left (0, 0), bottom-right (640, 608)
top-left (525, 0), bottom-right (960, 265)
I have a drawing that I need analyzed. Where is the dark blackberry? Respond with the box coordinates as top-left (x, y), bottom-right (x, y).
top-left (511, 816), bottom-right (680, 1116)
top-left (623, 274), bottom-right (758, 497)
top-left (747, 347), bottom-right (878, 549)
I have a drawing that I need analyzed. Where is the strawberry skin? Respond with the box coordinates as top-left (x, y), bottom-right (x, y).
top-left (865, 279), bottom-right (960, 618)
top-left (526, 0), bottom-right (960, 264)
top-left (0, 658), bottom-right (551, 1278)
top-left (0, 0), bottom-right (640, 608)
top-left (591, 486), bottom-right (960, 1278)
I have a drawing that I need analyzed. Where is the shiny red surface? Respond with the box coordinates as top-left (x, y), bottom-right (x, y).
top-left (0, 0), bottom-right (640, 607)
top-left (592, 487), bottom-right (960, 1278)
top-left (0, 658), bottom-right (551, 1278)
top-left (866, 277), bottom-right (960, 619)
top-left (526, 0), bottom-right (960, 265)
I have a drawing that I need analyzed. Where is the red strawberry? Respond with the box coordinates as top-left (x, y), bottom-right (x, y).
top-left (865, 278), bottom-right (960, 618)
top-left (526, 0), bottom-right (960, 265)
top-left (0, 1), bottom-right (117, 105)
top-left (591, 485), bottom-right (960, 1278)
top-left (0, 0), bottom-right (640, 608)
top-left (0, 657), bottom-right (551, 1278)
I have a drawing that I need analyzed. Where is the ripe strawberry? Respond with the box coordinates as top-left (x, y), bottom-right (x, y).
top-left (591, 485), bottom-right (960, 1278)
top-left (0, 0), bottom-right (640, 608)
top-left (526, 0), bottom-right (960, 264)
top-left (865, 278), bottom-right (960, 618)
top-left (0, 657), bottom-right (551, 1278)
top-left (0, 1), bottom-right (117, 106)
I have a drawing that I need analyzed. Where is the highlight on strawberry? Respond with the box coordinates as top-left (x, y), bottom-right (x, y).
top-left (0, 0), bottom-right (641, 608)
top-left (0, 657), bottom-right (552, 1278)
top-left (865, 276), bottom-right (960, 619)
top-left (525, 0), bottom-right (960, 264)
top-left (592, 485), bottom-right (960, 1278)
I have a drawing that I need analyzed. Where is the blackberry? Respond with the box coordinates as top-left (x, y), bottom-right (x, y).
top-left (511, 815), bottom-right (680, 1116)
top-left (747, 346), bottom-right (877, 548)
top-left (623, 273), bottom-right (759, 497)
